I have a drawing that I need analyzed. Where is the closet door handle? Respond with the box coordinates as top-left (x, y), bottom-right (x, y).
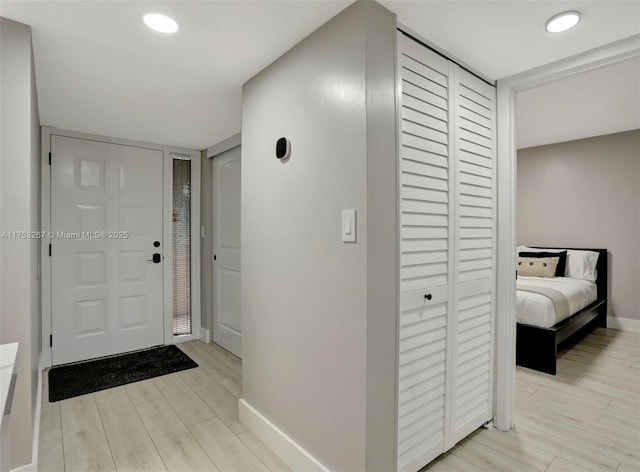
top-left (424, 293), bottom-right (432, 301)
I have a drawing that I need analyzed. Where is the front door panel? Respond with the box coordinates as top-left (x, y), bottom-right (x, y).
top-left (51, 135), bottom-right (164, 365)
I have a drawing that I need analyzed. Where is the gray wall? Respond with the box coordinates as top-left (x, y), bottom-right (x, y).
top-left (0, 16), bottom-right (41, 468)
top-left (241, 2), bottom-right (397, 470)
top-left (517, 130), bottom-right (640, 321)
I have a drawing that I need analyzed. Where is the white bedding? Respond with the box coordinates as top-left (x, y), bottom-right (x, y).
top-left (516, 276), bottom-right (597, 328)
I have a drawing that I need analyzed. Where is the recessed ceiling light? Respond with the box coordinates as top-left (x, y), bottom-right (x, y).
top-left (545, 11), bottom-right (581, 33)
top-left (143, 13), bottom-right (178, 34)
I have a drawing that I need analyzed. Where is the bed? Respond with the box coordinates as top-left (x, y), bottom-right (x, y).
top-left (515, 247), bottom-right (608, 375)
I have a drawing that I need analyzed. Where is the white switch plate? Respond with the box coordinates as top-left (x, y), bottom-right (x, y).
top-left (342, 209), bottom-right (356, 242)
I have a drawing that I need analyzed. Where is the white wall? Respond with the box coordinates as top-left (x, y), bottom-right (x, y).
top-left (517, 130), bottom-right (640, 322)
top-left (241, 2), bottom-right (397, 470)
top-left (0, 16), bottom-right (41, 469)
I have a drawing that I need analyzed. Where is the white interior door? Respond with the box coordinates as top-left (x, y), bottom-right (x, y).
top-left (397, 34), bottom-right (452, 471)
top-left (212, 146), bottom-right (242, 358)
top-left (50, 135), bottom-right (164, 365)
top-left (450, 67), bottom-right (496, 445)
top-left (396, 32), bottom-right (496, 470)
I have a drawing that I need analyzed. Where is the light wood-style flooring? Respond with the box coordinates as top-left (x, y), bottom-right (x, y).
top-left (38, 327), bottom-right (639, 471)
top-left (38, 341), bottom-right (290, 472)
top-left (424, 327), bottom-right (640, 472)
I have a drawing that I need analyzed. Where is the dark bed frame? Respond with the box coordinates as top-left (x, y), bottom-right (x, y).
top-left (516, 248), bottom-right (608, 375)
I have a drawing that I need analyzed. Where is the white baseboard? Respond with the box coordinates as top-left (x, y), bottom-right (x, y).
top-left (607, 316), bottom-right (640, 333)
top-left (10, 462), bottom-right (37, 472)
top-left (199, 328), bottom-right (211, 343)
top-left (238, 399), bottom-right (329, 472)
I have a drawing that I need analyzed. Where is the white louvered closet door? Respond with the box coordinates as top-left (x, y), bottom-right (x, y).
top-left (397, 32), bottom-right (496, 471)
top-left (397, 33), bottom-right (452, 472)
top-left (450, 67), bottom-right (496, 444)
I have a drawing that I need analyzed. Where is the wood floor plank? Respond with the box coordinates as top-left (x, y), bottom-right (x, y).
top-left (219, 375), bottom-right (243, 399)
top-left (454, 438), bottom-right (539, 472)
top-left (517, 409), bottom-right (640, 467)
top-left (561, 344), bottom-right (636, 366)
top-left (546, 456), bottom-right (592, 472)
top-left (93, 385), bottom-right (127, 399)
top-left (580, 369), bottom-right (640, 391)
top-left (193, 341), bottom-right (242, 376)
top-left (618, 463), bottom-right (640, 472)
top-left (153, 372), bottom-right (216, 427)
top-left (427, 452), bottom-right (484, 472)
top-left (136, 398), bottom-right (220, 472)
top-left (40, 379), bottom-right (62, 431)
top-left (576, 377), bottom-right (640, 407)
top-left (153, 429), bottom-right (222, 472)
top-left (518, 392), bottom-right (640, 438)
top-left (469, 428), bottom-right (554, 471)
top-left (190, 417), bottom-right (269, 472)
top-left (37, 425), bottom-right (64, 472)
top-left (503, 423), bottom-right (619, 472)
top-left (527, 387), bottom-right (639, 433)
top-left (238, 431), bottom-right (291, 472)
top-left (527, 385), bottom-right (609, 412)
top-left (178, 342), bottom-right (237, 383)
top-left (40, 399), bottom-right (61, 431)
top-left (517, 371), bottom-right (611, 410)
top-left (607, 399), bottom-right (640, 418)
top-left (179, 367), bottom-right (246, 434)
top-left (125, 378), bottom-right (164, 405)
top-left (96, 389), bottom-right (167, 471)
top-left (135, 397), bottom-right (189, 437)
top-left (59, 394), bottom-right (116, 472)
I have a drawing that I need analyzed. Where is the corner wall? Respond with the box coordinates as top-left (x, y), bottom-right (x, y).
top-left (517, 130), bottom-right (640, 323)
top-left (240, 2), bottom-right (397, 470)
top-left (0, 16), bottom-right (42, 468)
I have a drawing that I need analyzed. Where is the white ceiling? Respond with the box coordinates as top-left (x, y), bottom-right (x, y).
top-left (1, 0), bottom-right (639, 150)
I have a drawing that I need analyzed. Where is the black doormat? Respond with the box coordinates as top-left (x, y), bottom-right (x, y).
top-left (48, 345), bottom-right (198, 402)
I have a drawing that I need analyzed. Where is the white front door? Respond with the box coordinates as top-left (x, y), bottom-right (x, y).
top-left (212, 146), bottom-right (242, 358)
top-left (50, 135), bottom-right (164, 365)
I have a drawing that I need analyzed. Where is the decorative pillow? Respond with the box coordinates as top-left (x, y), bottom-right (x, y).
top-left (516, 256), bottom-right (559, 278)
top-left (518, 246), bottom-right (600, 282)
top-left (519, 251), bottom-right (567, 277)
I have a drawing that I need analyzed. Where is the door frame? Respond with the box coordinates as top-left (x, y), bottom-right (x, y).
top-left (493, 35), bottom-right (640, 431)
top-left (41, 126), bottom-right (201, 368)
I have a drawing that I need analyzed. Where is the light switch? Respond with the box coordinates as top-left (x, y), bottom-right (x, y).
top-left (342, 209), bottom-right (356, 242)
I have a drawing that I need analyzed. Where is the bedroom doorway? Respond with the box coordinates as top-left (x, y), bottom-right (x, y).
top-left (494, 38), bottom-right (638, 430)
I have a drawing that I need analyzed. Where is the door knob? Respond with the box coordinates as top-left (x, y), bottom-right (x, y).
top-left (424, 293), bottom-right (432, 301)
top-left (147, 253), bottom-right (161, 263)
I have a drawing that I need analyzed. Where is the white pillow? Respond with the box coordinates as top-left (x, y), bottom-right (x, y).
top-left (565, 250), bottom-right (599, 282)
top-left (516, 246), bottom-right (599, 282)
